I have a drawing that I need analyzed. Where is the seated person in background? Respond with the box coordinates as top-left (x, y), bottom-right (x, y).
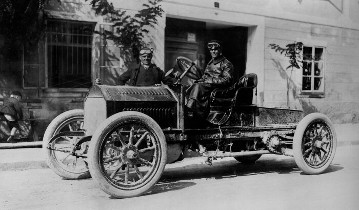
top-left (0, 91), bottom-right (23, 142)
top-left (186, 40), bottom-right (234, 119)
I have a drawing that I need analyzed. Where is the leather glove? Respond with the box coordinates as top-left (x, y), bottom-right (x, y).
top-left (95, 78), bottom-right (102, 85)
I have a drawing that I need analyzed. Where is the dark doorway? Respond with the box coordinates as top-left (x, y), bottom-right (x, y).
top-left (165, 18), bottom-right (206, 71)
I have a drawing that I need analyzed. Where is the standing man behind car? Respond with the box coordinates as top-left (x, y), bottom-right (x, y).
top-left (186, 40), bottom-right (234, 118)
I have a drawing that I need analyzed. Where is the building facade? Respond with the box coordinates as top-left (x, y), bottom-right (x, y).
top-left (1, 0), bottom-right (358, 141)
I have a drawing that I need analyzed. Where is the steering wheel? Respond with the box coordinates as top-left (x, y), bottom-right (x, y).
top-left (165, 56), bottom-right (202, 84)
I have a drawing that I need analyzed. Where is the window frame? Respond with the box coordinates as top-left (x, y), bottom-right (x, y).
top-left (44, 19), bottom-right (95, 89)
top-left (298, 40), bottom-right (327, 98)
top-left (22, 41), bottom-right (46, 89)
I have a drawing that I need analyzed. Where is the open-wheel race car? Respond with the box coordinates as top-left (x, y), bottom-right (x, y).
top-left (43, 57), bottom-right (337, 198)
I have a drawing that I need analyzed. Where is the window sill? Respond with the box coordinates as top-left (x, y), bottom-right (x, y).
top-left (23, 98), bottom-right (42, 103)
top-left (44, 88), bottom-right (89, 93)
top-left (41, 88), bottom-right (89, 98)
top-left (298, 92), bottom-right (325, 98)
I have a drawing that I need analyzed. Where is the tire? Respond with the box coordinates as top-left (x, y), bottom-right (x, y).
top-left (234, 155), bottom-right (261, 164)
top-left (88, 111), bottom-right (167, 198)
top-left (293, 113), bottom-right (337, 175)
top-left (43, 109), bottom-right (91, 179)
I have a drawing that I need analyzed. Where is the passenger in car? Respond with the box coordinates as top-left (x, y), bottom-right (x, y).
top-left (118, 47), bottom-right (175, 86)
top-left (95, 47), bottom-right (175, 86)
top-left (186, 40), bottom-right (234, 119)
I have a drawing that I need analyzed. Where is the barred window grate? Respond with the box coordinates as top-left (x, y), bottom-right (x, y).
top-left (46, 20), bottom-right (94, 88)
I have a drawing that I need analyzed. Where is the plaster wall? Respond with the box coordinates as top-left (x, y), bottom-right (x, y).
top-left (2, 0), bottom-right (359, 141)
top-left (164, 0), bottom-right (359, 30)
top-left (42, 0), bottom-right (359, 124)
top-left (265, 17), bottom-right (359, 123)
top-left (161, 0), bottom-right (359, 123)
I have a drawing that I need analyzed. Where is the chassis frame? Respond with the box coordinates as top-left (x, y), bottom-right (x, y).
top-left (43, 58), bottom-right (337, 198)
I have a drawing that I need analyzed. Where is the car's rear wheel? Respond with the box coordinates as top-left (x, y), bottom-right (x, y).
top-left (293, 113), bottom-right (337, 174)
top-left (43, 109), bottom-right (91, 179)
top-left (88, 111), bottom-right (167, 198)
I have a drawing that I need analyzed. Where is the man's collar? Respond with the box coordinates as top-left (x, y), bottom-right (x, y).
top-left (139, 63), bottom-right (155, 69)
top-left (208, 55), bottom-right (225, 65)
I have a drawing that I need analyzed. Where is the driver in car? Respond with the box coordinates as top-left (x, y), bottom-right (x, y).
top-left (186, 40), bottom-right (234, 119)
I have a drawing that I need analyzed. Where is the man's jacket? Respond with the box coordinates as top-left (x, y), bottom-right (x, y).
top-left (0, 97), bottom-right (23, 120)
top-left (118, 64), bottom-right (174, 86)
top-left (201, 56), bottom-right (233, 86)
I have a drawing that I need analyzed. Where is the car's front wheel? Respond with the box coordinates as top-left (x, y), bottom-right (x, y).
top-left (88, 111), bottom-right (167, 198)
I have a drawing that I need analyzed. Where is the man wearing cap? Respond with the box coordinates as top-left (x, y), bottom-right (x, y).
top-left (0, 91), bottom-right (23, 142)
top-left (117, 47), bottom-right (174, 86)
top-left (186, 40), bottom-right (234, 118)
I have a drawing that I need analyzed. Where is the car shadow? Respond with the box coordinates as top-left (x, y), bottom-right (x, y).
top-left (160, 156), bottom-right (344, 182)
top-left (299, 163), bottom-right (344, 175)
top-left (108, 180), bottom-right (197, 199)
top-left (110, 156), bottom-right (344, 198)
top-left (146, 180), bottom-right (196, 196)
top-left (160, 157), bottom-right (297, 183)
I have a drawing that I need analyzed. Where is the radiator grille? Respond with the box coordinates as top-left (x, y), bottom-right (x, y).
top-left (122, 107), bottom-right (176, 128)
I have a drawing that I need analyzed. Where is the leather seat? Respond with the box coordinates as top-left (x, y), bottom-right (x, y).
top-left (207, 73), bottom-right (258, 125)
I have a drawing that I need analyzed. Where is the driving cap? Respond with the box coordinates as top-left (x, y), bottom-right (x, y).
top-left (139, 47), bottom-right (153, 56)
top-left (207, 40), bottom-right (222, 49)
top-left (11, 91), bottom-right (22, 97)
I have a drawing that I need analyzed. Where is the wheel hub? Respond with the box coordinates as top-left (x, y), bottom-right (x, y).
top-left (126, 150), bottom-right (137, 159)
top-left (314, 140), bottom-right (323, 148)
top-left (122, 146), bottom-right (139, 162)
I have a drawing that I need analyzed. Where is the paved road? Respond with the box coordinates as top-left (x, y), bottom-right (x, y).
top-left (1, 145), bottom-right (359, 210)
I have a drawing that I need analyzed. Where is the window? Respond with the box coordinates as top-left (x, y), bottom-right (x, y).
top-left (301, 46), bottom-right (325, 95)
top-left (46, 20), bottom-right (94, 88)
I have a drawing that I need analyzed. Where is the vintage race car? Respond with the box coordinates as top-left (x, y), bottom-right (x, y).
top-left (43, 57), bottom-right (337, 198)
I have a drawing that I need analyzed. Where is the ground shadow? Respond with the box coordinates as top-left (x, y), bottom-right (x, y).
top-left (146, 181), bottom-right (196, 196)
top-left (160, 157), bottom-right (298, 183)
top-left (109, 181), bottom-right (196, 199)
top-left (299, 163), bottom-right (344, 175)
top-left (161, 156), bottom-right (343, 182)
top-left (109, 156), bottom-right (343, 199)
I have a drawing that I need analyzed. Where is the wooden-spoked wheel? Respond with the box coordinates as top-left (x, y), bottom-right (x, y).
top-left (43, 109), bottom-right (91, 179)
top-left (88, 111), bottom-right (167, 198)
top-left (293, 113), bottom-right (337, 174)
